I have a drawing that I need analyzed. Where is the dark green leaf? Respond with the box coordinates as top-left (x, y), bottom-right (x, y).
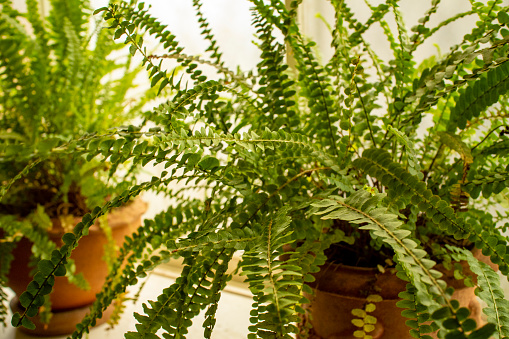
top-left (114, 28), bottom-right (124, 40)
top-left (467, 323), bottom-right (496, 339)
top-left (498, 11), bottom-right (509, 25)
top-left (18, 291), bottom-right (33, 308)
top-left (62, 233), bottom-right (76, 246)
top-left (198, 156), bottom-right (220, 170)
top-left (25, 304), bottom-right (39, 318)
top-left (445, 330), bottom-right (467, 339)
top-left (37, 260), bottom-right (54, 275)
top-left (11, 313), bottom-right (21, 327)
top-left (54, 264), bottom-right (67, 277)
top-left (432, 307), bottom-right (451, 320)
top-left (21, 317), bottom-right (36, 330)
top-left (461, 319), bottom-right (477, 332)
top-left (93, 7), bottom-right (108, 15)
top-left (129, 44), bottom-right (137, 56)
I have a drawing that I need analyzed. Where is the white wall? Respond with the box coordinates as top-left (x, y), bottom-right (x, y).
top-left (297, 0), bottom-right (477, 63)
top-left (11, 0), bottom-right (489, 74)
top-left (91, 0), bottom-right (260, 72)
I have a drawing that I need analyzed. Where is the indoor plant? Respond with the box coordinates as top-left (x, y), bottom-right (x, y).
top-left (0, 0), bottom-right (151, 334)
top-left (8, 0), bottom-right (509, 338)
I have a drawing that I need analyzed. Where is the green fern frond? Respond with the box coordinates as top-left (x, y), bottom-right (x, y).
top-left (408, 0), bottom-right (441, 52)
top-left (251, 0), bottom-right (340, 156)
top-left (448, 61), bottom-right (509, 131)
top-left (388, 2), bottom-right (415, 89)
top-left (469, 0), bottom-right (506, 41)
top-left (61, 17), bottom-right (82, 85)
top-left (387, 125), bottom-right (424, 179)
top-left (354, 148), bottom-right (509, 280)
top-left (0, 9), bottom-right (38, 137)
top-left (148, 80), bottom-right (226, 131)
top-left (343, 1), bottom-right (391, 48)
top-left (404, 34), bottom-right (509, 126)
top-left (0, 237), bottom-right (17, 326)
top-left (448, 246), bottom-right (509, 339)
top-left (354, 149), bottom-right (470, 237)
top-left (103, 2), bottom-right (226, 95)
top-left (310, 190), bottom-right (446, 308)
top-left (100, 3), bottom-right (172, 94)
top-left (414, 9), bottom-right (475, 53)
top-left (0, 285), bottom-right (8, 327)
top-left (0, 215), bottom-right (56, 271)
top-left (83, 127), bottom-right (320, 174)
top-left (465, 166), bottom-right (509, 199)
top-left (408, 1), bottom-right (478, 56)
top-left (192, 0), bottom-right (224, 67)
top-left (310, 190), bottom-right (496, 336)
top-left (10, 176), bottom-right (165, 330)
top-left (203, 261), bottom-right (231, 338)
top-left (25, 0), bottom-right (49, 64)
top-left (126, 249), bottom-right (235, 338)
top-left (251, 11), bottom-right (299, 132)
top-left (106, 293), bottom-right (128, 329)
top-left (148, 52), bottom-right (249, 89)
top-left (241, 207), bottom-right (300, 339)
top-left (397, 283), bottom-right (437, 339)
top-left (114, 214), bottom-right (257, 338)
top-left (478, 136), bottom-right (509, 156)
top-left (69, 199), bottom-right (208, 337)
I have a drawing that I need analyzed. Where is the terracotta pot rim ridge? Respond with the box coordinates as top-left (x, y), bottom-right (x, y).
top-left (47, 198), bottom-right (147, 236)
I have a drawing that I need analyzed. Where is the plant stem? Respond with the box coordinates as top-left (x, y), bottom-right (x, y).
top-left (355, 81), bottom-right (376, 148)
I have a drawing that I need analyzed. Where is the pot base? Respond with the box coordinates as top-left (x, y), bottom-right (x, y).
top-left (10, 296), bottom-right (115, 337)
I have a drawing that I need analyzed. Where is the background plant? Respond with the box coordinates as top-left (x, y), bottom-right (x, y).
top-left (6, 0), bottom-right (509, 338)
top-left (0, 0), bottom-right (154, 327)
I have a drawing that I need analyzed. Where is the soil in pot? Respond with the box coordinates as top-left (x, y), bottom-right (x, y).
top-left (5, 198), bottom-right (147, 336)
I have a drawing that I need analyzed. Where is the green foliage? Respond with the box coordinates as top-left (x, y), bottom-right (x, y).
top-left (448, 246), bottom-right (509, 339)
top-left (351, 294), bottom-right (382, 339)
top-left (448, 61), bottom-right (509, 131)
top-left (5, 1), bottom-right (509, 338)
top-left (398, 283), bottom-right (437, 339)
top-left (0, 236), bottom-right (17, 327)
top-left (0, 0), bottom-right (152, 217)
top-left (0, 0), bottom-right (152, 327)
top-left (241, 207), bottom-right (299, 339)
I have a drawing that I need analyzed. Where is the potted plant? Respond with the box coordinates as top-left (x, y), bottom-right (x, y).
top-left (8, 0), bottom-right (509, 338)
top-left (0, 0), bottom-right (151, 335)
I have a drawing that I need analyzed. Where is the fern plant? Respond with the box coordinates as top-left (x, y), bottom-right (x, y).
top-left (6, 0), bottom-right (509, 338)
top-left (0, 0), bottom-right (153, 328)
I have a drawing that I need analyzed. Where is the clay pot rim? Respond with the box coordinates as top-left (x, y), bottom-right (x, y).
top-left (318, 260), bottom-right (399, 279)
top-left (321, 247), bottom-right (490, 273)
top-left (314, 247), bottom-right (496, 296)
top-left (307, 287), bottom-right (402, 302)
top-left (322, 261), bottom-right (388, 273)
top-left (47, 198), bottom-right (147, 236)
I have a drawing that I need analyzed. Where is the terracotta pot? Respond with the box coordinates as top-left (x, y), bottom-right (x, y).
top-left (5, 198), bottom-right (147, 336)
top-left (300, 249), bottom-right (496, 339)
